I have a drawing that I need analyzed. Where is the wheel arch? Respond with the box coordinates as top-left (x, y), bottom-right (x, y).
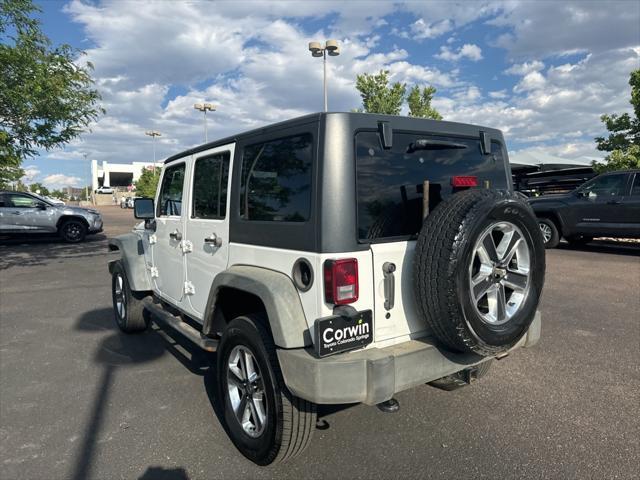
top-left (203, 266), bottom-right (311, 349)
top-left (56, 215), bottom-right (89, 230)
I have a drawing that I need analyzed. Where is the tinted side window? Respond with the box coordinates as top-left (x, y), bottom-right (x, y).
top-left (578, 174), bottom-right (626, 198)
top-left (356, 132), bottom-right (508, 240)
top-left (192, 152), bottom-right (230, 220)
top-left (7, 194), bottom-right (39, 208)
top-left (157, 163), bottom-right (186, 216)
top-left (240, 134), bottom-right (313, 222)
top-left (631, 174), bottom-right (640, 196)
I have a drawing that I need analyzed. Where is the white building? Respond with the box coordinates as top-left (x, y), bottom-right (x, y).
top-left (91, 160), bottom-right (155, 191)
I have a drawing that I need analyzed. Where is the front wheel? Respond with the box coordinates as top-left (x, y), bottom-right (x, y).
top-left (111, 262), bottom-right (149, 333)
top-left (59, 219), bottom-right (87, 243)
top-left (218, 315), bottom-right (316, 465)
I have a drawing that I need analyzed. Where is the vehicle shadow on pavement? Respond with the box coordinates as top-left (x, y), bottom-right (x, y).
top-left (557, 240), bottom-right (640, 257)
top-left (71, 308), bottom-right (207, 480)
top-left (0, 234), bottom-right (109, 270)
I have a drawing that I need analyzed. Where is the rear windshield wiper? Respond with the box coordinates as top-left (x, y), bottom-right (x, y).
top-left (406, 139), bottom-right (468, 153)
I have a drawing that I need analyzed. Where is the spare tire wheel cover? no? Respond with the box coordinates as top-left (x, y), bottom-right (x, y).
top-left (413, 189), bottom-right (545, 357)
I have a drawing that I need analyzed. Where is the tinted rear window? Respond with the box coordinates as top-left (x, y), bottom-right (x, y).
top-left (356, 131), bottom-right (508, 241)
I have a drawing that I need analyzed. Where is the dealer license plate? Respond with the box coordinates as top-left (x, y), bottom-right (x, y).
top-left (314, 310), bottom-right (373, 358)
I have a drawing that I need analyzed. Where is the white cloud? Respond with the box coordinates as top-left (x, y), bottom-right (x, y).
top-left (488, 1), bottom-right (640, 58)
top-left (409, 18), bottom-right (452, 39)
top-left (42, 174), bottom-right (82, 188)
top-left (435, 43), bottom-right (483, 62)
top-left (489, 90), bottom-right (508, 99)
top-left (505, 60), bottom-right (545, 76)
top-left (21, 166), bottom-right (40, 182)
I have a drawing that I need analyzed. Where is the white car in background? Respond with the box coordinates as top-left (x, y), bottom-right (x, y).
top-left (95, 186), bottom-right (114, 194)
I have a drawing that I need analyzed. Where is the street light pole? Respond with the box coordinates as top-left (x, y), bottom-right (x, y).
top-left (309, 40), bottom-right (340, 112)
top-left (145, 130), bottom-right (161, 176)
top-left (194, 103), bottom-right (216, 142)
top-left (83, 152), bottom-right (89, 201)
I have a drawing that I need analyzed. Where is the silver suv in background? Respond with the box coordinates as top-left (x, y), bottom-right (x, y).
top-left (0, 191), bottom-right (103, 242)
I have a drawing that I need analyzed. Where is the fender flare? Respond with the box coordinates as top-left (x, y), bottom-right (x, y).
top-left (107, 232), bottom-right (152, 293)
top-left (203, 265), bottom-right (311, 349)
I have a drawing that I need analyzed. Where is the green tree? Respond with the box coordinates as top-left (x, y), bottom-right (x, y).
top-left (407, 85), bottom-right (442, 120)
top-left (50, 189), bottom-right (66, 199)
top-left (0, 0), bottom-right (104, 186)
top-left (355, 70), bottom-right (406, 115)
top-left (593, 69), bottom-right (640, 173)
top-left (28, 182), bottom-right (48, 196)
top-left (134, 167), bottom-right (162, 198)
top-left (0, 165), bottom-right (23, 188)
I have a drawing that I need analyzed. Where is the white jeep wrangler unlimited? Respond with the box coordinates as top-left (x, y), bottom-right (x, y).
top-left (108, 112), bottom-right (545, 465)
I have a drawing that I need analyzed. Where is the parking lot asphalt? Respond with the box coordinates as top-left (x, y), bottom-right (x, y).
top-left (1, 206), bottom-right (639, 480)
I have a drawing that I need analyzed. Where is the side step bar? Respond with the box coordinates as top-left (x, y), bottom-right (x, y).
top-left (142, 298), bottom-right (219, 352)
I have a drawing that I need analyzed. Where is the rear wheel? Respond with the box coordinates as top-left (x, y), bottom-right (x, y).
top-left (59, 219), bottom-right (87, 243)
top-left (218, 315), bottom-right (316, 465)
top-left (538, 218), bottom-right (560, 249)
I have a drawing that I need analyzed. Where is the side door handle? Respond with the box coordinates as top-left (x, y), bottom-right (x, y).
top-left (204, 233), bottom-right (223, 247)
top-left (169, 229), bottom-right (182, 241)
top-left (12, 211), bottom-right (22, 215)
top-left (606, 200), bottom-right (621, 205)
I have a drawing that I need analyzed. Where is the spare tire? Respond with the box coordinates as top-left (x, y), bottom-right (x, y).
top-left (414, 189), bottom-right (545, 356)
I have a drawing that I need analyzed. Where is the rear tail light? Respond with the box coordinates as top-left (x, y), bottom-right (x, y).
top-left (451, 175), bottom-right (478, 187)
top-left (324, 258), bottom-right (359, 305)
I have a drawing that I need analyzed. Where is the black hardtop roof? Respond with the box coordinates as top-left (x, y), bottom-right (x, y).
top-left (164, 111), bottom-right (505, 164)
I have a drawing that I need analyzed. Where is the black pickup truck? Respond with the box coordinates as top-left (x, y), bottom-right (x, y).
top-left (529, 169), bottom-right (640, 248)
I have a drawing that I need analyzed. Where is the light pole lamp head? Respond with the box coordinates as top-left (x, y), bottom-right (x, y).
top-left (194, 103), bottom-right (203, 111)
top-left (309, 41), bottom-right (323, 57)
top-left (203, 103), bottom-right (216, 111)
top-left (325, 39), bottom-right (339, 51)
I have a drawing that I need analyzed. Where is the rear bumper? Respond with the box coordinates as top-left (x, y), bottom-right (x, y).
top-left (278, 311), bottom-right (541, 406)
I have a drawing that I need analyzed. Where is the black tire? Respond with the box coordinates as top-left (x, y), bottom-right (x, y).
top-left (414, 189), bottom-right (545, 357)
top-left (217, 314), bottom-right (316, 465)
top-left (59, 219), bottom-right (87, 243)
top-left (429, 360), bottom-right (493, 391)
top-left (111, 261), bottom-right (149, 333)
top-left (538, 218), bottom-right (560, 249)
top-left (566, 234), bottom-right (593, 247)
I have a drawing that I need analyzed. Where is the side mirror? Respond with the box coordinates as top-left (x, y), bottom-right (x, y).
top-left (36, 202), bottom-right (47, 210)
top-left (134, 198), bottom-right (155, 219)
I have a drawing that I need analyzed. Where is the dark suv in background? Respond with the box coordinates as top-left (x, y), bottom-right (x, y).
top-left (529, 170), bottom-right (640, 248)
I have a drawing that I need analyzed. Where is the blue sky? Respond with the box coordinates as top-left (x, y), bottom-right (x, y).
top-left (21, 0), bottom-right (640, 188)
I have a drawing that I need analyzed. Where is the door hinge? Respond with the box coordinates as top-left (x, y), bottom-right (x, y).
top-left (180, 240), bottom-right (193, 254)
top-left (149, 266), bottom-right (159, 278)
top-left (148, 234), bottom-right (157, 245)
top-left (183, 281), bottom-right (195, 296)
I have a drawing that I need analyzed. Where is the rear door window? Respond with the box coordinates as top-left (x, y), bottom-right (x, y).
top-left (192, 152), bottom-right (230, 219)
top-left (356, 132), bottom-right (508, 241)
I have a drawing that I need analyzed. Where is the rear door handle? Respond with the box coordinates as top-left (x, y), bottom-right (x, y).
top-left (12, 211), bottom-right (22, 215)
top-left (169, 229), bottom-right (182, 241)
top-left (204, 233), bottom-right (223, 247)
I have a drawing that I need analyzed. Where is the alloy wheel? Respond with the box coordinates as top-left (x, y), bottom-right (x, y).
top-left (227, 345), bottom-right (267, 438)
top-left (469, 222), bottom-right (531, 325)
top-left (538, 222), bottom-right (552, 244)
top-left (114, 274), bottom-right (126, 319)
